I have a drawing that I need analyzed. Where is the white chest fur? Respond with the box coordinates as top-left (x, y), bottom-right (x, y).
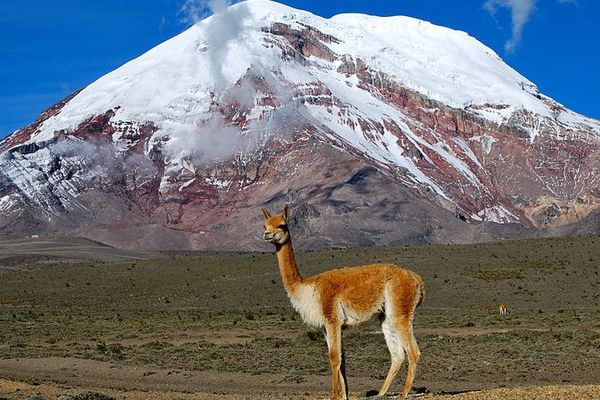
top-left (289, 283), bottom-right (324, 328)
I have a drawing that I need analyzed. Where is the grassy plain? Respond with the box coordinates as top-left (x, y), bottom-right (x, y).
top-left (0, 235), bottom-right (599, 399)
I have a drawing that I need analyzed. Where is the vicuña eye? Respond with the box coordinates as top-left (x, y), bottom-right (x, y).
top-left (278, 224), bottom-right (287, 229)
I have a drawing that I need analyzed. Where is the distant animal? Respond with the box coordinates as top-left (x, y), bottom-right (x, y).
top-left (499, 304), bottom-right (509, 315)
top-left (262, 205), bottom-right (425, 400)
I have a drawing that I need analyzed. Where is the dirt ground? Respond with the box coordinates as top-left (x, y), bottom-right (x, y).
top-left (1, 236), bottom-right (600, 399)
top-left (2, 374), bottom-right (600, 399)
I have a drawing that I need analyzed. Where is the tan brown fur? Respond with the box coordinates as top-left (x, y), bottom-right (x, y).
top-left (262, 205), bottom-right (424, 400)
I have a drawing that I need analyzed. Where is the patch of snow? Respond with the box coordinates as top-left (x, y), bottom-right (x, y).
top-left (205, 177), bottom-right (232, 189)
top-left (158, 174), bottom-right (172, 194)
top-left (476, 204), bottom-right (518, 223)
top-left (0, 194), bottom-right (19, 213)
top-left (470, 135), bottom-right (497, 156)
top-left (182, 159), bottom-right (196, 174)
top-left (179, 177), bottom-right (196, 191)
top-left (452, 137), bottom-right (485, 171)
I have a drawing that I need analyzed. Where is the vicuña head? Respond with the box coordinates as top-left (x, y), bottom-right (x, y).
top-left (262, 206), bottom-right (290, 246)
top-left (261, 204), bottom-right (425, 400)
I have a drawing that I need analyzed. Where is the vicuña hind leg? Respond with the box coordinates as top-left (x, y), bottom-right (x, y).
top-left (378, 316), bottom-right (420, 399)
top-left (399, 318), bottom-right (420, 399)
top-left (378, 318), bottom-right (405, 396)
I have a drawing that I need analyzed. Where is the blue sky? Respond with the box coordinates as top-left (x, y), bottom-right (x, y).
top-left (1, 0), bottom-right (598, 139)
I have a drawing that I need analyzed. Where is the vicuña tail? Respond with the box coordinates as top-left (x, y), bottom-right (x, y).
top-left (414, 273), bottom-right (425, 308)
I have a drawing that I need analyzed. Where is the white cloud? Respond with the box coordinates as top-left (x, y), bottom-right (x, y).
top-left (179, 0), bottom-right (238, 26)
top-left (177, 0), bottom-right (249, 91)
top-left (484, 0), bottom-right (538, 53)
top-left (484, 0), bottom-right (578, 54)
top-left (164, 114), bottom-right (249, 164)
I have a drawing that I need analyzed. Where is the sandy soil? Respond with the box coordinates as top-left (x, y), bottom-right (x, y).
top-left (1, 358), bottom-right (600, 400)
top-left (2, 376), bottom-right (600, 400)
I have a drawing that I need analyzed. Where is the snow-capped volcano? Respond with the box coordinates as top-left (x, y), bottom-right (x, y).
top-left (1, 0), bottom-right (599, 250)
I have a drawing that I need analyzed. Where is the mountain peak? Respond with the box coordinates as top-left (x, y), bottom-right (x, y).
top-left (25, 0), bottom-right (599, 149)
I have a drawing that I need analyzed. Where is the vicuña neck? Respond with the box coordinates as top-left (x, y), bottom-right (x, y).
top-left (275, 239), bottom-right (303, 293)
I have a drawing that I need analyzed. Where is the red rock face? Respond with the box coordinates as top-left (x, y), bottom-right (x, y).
top-left (0, 90), bottom-right (82, 153)
top-left (1, 21), bottom-right (599, 250)
top-left (262, 22), bottom-right (340, 63)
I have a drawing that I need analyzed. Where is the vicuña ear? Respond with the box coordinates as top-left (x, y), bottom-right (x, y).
top-left (261, 208), bottom-right (272, 219)
top-left (283, 204), bottom-right (290, 221)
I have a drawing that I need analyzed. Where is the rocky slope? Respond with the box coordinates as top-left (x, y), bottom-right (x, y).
top-left (1, 0), bottom-right (599, 250)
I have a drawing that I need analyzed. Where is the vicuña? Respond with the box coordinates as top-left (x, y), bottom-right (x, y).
top-left (262, 205), bottom-right (425, 400)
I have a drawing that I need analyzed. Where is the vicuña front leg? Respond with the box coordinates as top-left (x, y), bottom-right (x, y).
top-left (340, 344), bottom-right (348, 399)
top-left (325, 323), bottom-right (348, 400)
